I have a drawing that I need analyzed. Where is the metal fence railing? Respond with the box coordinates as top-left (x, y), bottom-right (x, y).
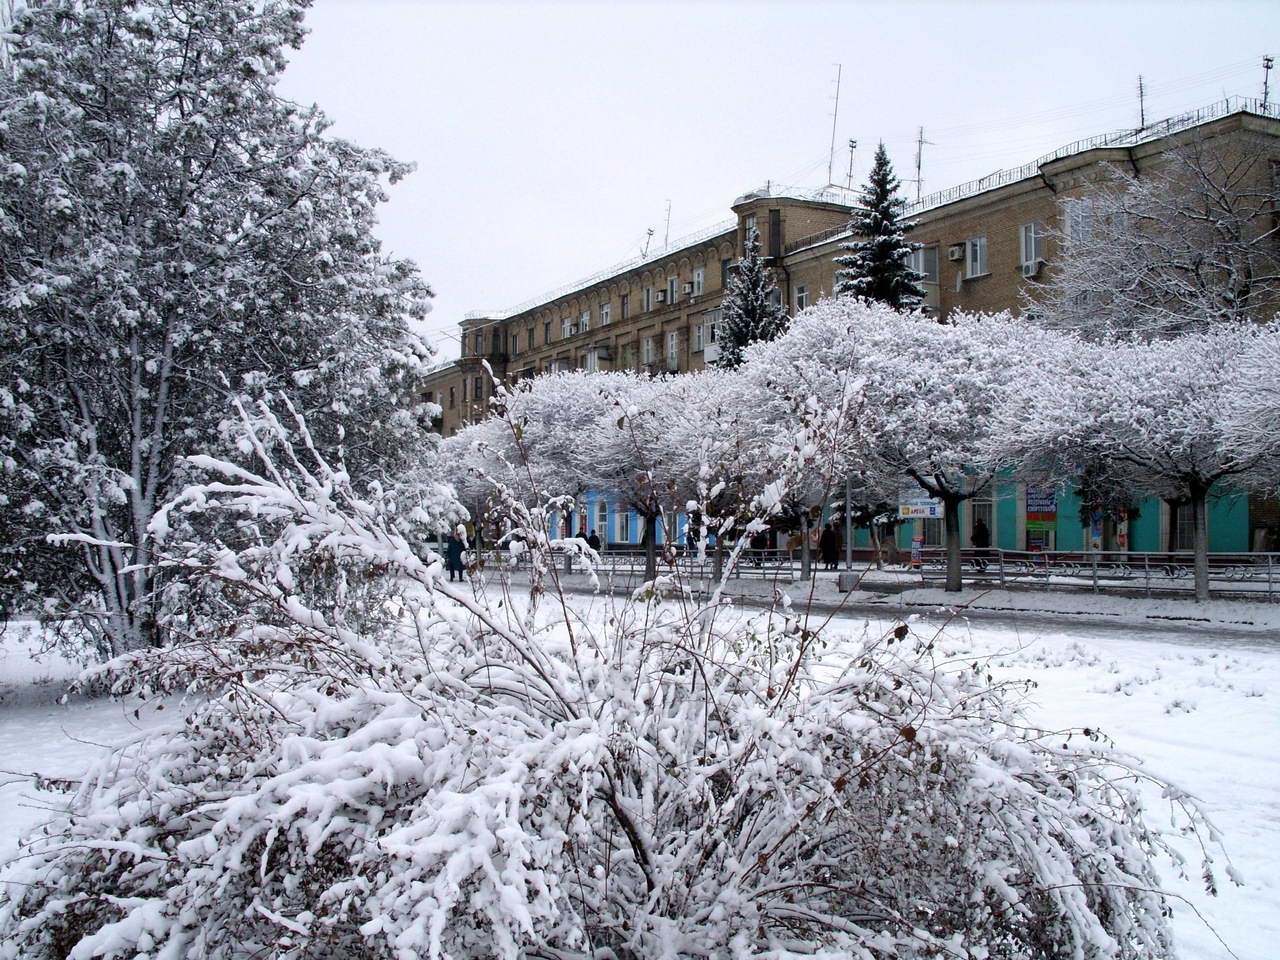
top-left (461, 544), bottom-right (1280, 602)
top-left (917, 549), bottom-right (1280, 600)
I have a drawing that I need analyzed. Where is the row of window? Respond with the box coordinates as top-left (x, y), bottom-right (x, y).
top-left (905, 220), bottom-right (1047, 283)
top-left (508, 262), bottom-right (735, 356)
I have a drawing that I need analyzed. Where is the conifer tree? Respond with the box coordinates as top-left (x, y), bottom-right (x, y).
top-left (834, 143), bottom-right (926, 310)
top-left (715, 226), bottom-right (788, 369)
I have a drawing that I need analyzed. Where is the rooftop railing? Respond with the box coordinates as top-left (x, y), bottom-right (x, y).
top-left (464, 218), bottom-right (736, 322)
top-left (903, 95), bottom-right (1280, 217)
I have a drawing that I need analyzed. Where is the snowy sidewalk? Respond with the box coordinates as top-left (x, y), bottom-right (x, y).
top-left (490, 566), bottom-right (1280, 639)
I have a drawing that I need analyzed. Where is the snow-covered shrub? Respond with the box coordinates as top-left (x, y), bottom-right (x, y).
top-left (0, 401), bottom-right (1230, 959)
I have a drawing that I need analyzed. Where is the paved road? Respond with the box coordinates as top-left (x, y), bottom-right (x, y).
top-left (527, 574), bottom-right (1280, 653)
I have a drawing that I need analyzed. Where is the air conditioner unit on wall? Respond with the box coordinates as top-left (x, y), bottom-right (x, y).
top-left (703, 343), bottom-right (721, 363)
top-left (1021, 260), bottom-right (1043, 278)
top-left (947, 245), bottom-right (965, 262)
top-left (656, 290), bottom-right (667, 303)
top-left (682, 282), bottom-right (693, 295)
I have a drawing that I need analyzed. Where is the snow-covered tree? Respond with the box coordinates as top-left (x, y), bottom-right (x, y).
top-left (1223, 323), bottom-right (1280, 493)
top-left (1030, 136), bottom-right (1280, 339)
top-left (0, 397), bottom-right (1230, 960)
top-left (0, 0), bottom-right (433, 656)
top-left (833, 142), bottom-right (925, 310)
top-left (744, 298), bottom-right (1049, 591)
top-left (714, 226), bottom-right (787, 370)
top-left (993, 322), bottom-right (1278, 601)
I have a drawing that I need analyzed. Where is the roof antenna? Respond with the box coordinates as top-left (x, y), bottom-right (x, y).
top-left (827, 64), bottom-right (842, 186)
top-left (642, 227), bottom-right (654, 259)
top-left (663, 199), bottom-right (672, 249)
top-left (911, 126), bottom-right (933, 202)
top-left (1137, 75), bottom-right (1146, 129)
top-left (845, 139), bottom-right (857, 191)
top-left (1263, 55), bottom-right (1274, 109)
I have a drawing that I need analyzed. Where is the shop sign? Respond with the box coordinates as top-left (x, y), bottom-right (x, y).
top-left (1026, 486), bottom-right (1057, 531)
top-left (900, 493), bottom-right (945, 519)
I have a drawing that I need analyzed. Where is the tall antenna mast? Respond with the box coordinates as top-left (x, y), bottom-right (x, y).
top-left (663, 200), bottom-right (672, 248)
top-left (912, 126), bottom-right (932, 202)
top-left (642, 228), bottom-right (654, 258)
top-left (1264, 55), bottom-right (1274, 109)
top-left (827, 64), bottom-right (842, 185)
top-left (1137, 75), bottom-right (1146, 128)
top-left (845, 139), bottom-right (857, 190)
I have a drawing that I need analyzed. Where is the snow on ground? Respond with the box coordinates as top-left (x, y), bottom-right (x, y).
top-left (843, 611), bottom-right (1280, 960)
top-left (0, 621), bottom-right (175, 864)
top-left (1, 595), bottom-right (1276, 959)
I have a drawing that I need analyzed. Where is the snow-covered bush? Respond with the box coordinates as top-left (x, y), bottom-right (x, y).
top-left (0, 400), bottom-right (1230, 959)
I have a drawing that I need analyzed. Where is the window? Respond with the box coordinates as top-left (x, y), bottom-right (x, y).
top-left (511, 331), bottom-right (519, 355)
top-left (692, 267), bottom-right (704, 296)
top-left (666, 330), bottom-right (679, 369)
top-left (585, 349), bottom-right (599, 373)
top-left (461, 378), bottom-right (468, 402)
top-left (620, 510), bottom-right (632, 543)
top-left (908, 245), bottom-right (939, 283)
top-left (543, 321), bottom-right (551, 345)
top-left (744, 213), bottom-right (756, 235)
top-left (705, 307), bottom-right (721, 343)
top-left (1171, 503), bottom-right (1199, 552)
top-left (794, 284), bottom-right (809, 311)
top-left (641, 335), bottom-right (655, 364)
top-left (449, 386), bottom-right (455, 408)
top-left (1066, 199), bottom-right (1093, 243)
top-left (965, 235), bottom-right (988, 278)
top-left (1020, 221), bottom-right (1045, 267)
top-left (600, 302), bottom-right (611, 326)
top-left (643, 286), bottom-right (653, 312)
top-left (473, 331), bottom-right (483, 355)
top-left (620, 293), bottom-right (629, 319)
top-left (693, 322), bottom-right (704, 352)
top-left (528, 326), bottom-right (535, 348)
top-left (473, 376), bottom-right (483, 402)
top-left (561, 316), bottom-right (573, 339)
top-left (580, 309), bottom-right (591, 333)
top-left (596, 501), bottom-right (608, 541)
top-left (721, 258), bottom-right (734, 289)
top-left (666, 276), bottom-right (678, 304)
top-left (922, 517), bottom-right (944, 547)
top-left (769, 288), bottom-right (782, 308)
top-left (768, 208), bottom-right (781, 256)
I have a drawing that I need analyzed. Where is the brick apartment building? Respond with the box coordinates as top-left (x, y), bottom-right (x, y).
top-left (424, 98), bottom-right (1280, 555)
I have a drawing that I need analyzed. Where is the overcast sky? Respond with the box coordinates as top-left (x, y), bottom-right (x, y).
top-left (276, 0), bottom-right (1278, 360)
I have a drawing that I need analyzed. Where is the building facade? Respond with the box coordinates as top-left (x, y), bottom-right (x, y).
top-left (425, 98), bottom-right (1280, 555)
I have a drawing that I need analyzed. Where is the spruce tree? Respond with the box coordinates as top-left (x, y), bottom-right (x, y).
top-left (716, 226), bottom-right (788, 369)
top-left (834, 142), bottom-right (926, 310)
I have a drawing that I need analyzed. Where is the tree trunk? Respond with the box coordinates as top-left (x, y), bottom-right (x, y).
top-left (642, 509), bottom-right (658, 583)
top-left (712, 540), bottom-right (724, 581)
top-left (1191, 482), bottom-right (1210, 603)
top-left (870, 523), bottom-right (883, 570)
top-left (800, 515), bottom-right (812, 581)
top-left (944, 493), bottom-right (963, 593)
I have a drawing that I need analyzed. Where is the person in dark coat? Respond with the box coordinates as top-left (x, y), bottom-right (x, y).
top-left (819, 523), bottom-right (840, 571)
top-left (587, 529), bottom-right (602, 552)
top-left (971, 517), bottom-right (992, 569)
top-left (445, 534), bottom-right (465, 582)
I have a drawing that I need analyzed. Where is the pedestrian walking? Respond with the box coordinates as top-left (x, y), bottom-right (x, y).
top-left (971, 517), bottom-right (992, 571)
top-left (819, 523), bottom-right (840, 571)
top-left (445, 534), bottom-right (466, 582)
